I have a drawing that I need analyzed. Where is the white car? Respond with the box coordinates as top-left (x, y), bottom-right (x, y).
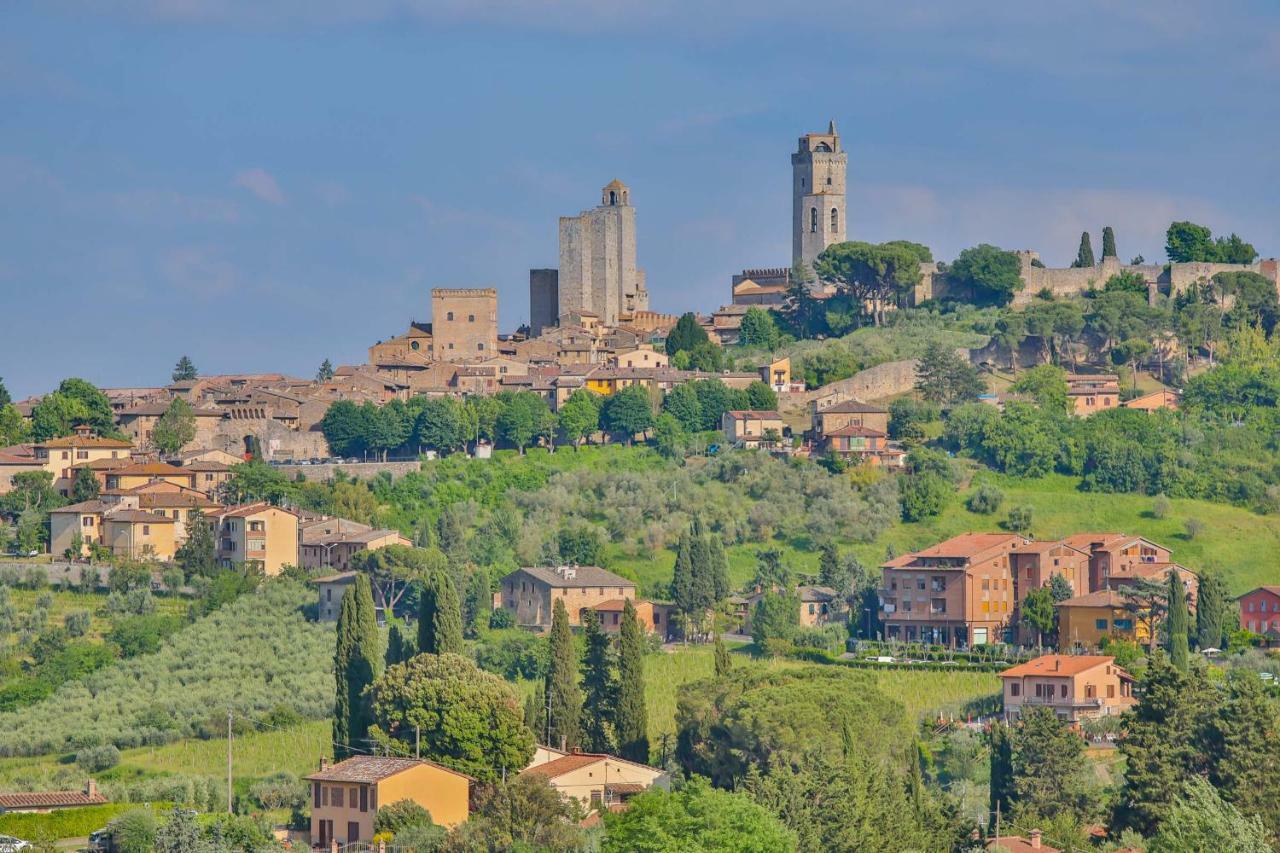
top-left (0, 835), bottom-right (32, 852)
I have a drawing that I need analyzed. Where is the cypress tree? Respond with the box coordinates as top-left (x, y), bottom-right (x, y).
top-left (616, 599), bottom-right (649, 763)
top-left (545, 598), bottom-right (581, 750)
top-left (333, 574), bottom-right (380, 758)
top-left (688, 522), bottom-right (716, 640)
top-left (579, 609), bottom-right (617, 754)
top-left (714, 634), bottom-right (732, 677)
top-left (1205, 670), bottom-right (1280, 836)
top-left (417, 574), bottom-right (439, 654)
top-left (523, 693), bottom-right (543, 738)
top-left (1195, 573), bottom-right (1228, 650)
top-left (1166, 570), bottom-right (1190, 672)
top-left (432, 571), bottom-right (465, 656)
top-left (706, 535), bottom-right (729, 603)
top-left (463, 569), bottom-right (490, 640)
top-left (1072, 231), bottom-right (1095, 268)
top-left (671, 530), bottom-right (696, 631)
top-left (817, 541), bottom-right (841, 590)
top-left (988, 721), bottom-right (1014, 830)
top-left (385, 622), bottom-right (414, 667)
top-left (1101, 225), bottom-right (1118, 259)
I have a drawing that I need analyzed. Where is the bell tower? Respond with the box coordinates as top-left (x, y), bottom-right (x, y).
top-left (792, 119), bottom-right (847, 274)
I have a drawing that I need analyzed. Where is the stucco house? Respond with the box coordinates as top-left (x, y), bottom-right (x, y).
top-left (1000, 654), bottom-right (1136, 723)
top-left (522, 749), bottom-right (669, 810)
top-left (498, 565), bottom-right (637, 630)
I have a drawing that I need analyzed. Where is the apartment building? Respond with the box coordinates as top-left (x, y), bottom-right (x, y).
top-left (1066, 374), bottom-right (1121, 416)
top-left (32, 428), bottom-right (134, 496)
top-left (879, 533), bottom-right (1029, 647)
top-left (1060, 533), bottom-right (1171, 591)
top-left (215, 502), bottom-right (299, 575)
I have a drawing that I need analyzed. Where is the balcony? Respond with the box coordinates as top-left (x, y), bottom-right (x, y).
top-left (1015, 695), bottom-right (1105, 710)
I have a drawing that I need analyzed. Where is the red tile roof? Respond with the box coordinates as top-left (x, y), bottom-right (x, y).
top-left (304, 755), bottom-right (473, 783)
top-left (1000, 655), bottom-right (1123, 679)
top-left (0, 788), bottom-right (108, 810)
top-left (521, 753), bottom-right (610, 779)
top-left (35, 436), bottom-right (133, 449)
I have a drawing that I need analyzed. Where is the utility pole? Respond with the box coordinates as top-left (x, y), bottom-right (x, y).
top-left (226, 709), bottom-right (233, 814)
top-left (415, 726), bottom-right (421, 760)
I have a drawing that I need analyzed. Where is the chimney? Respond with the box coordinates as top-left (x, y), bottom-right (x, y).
top-left (1030, 829), bottom-right (1042, 849)
top-left (319, 757), bottom-right (330, 771)
top-left (1054, 658), bottom-right (1060, 672)
top-left (85, 779), bottom-right (98, 798)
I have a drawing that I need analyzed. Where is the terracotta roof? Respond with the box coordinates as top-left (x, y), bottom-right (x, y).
top-left (35, 436), bottom-right (133, 449)
top-left (890, 533), bottom-right (1025, 565)
top-left (181, 461), bottom-right (232, 472)
top-left (109, 461), bottom-right (191, 477)
top-left (304, 528), bottom-right (406, 547)
top-left (1011, 540), bottom-right (1088, 556)
top-left (521, 752), bottom-right (609, 779)
top-left (797, 585), bottom-right (838, 602)
top-left (138, 492), bottom-right (221, 509)
top-left (508, 566), bottom-right (635, 589)
top-left (50, 499), bottom-right (115, 515)
top-left (1056, 590), bottom-right (1127, 609)
top-left (304, 755), bottom-right (473, 783)
top-left (819, 400), bottom-right (888, 414)
top-left (1000, 655), bottom-right (1123, 679)
top-left (824, 424), bottom-right (886, 438)
top-left (219, 502), bottom-right (296, 519)
top-left (310, 571), bottom-right (359, 584)
top-left (0, 789), bottom-right (108, 810)
top-left (1242, 586), bottom-right (1280, 599)
top-left (72, 457), bottom-right (134, 470)
top-left (724, 410), bottom-right (782, 420)
top-left (589, 598), bottom-right (650, 612)
top-left (986, 836), bottom-right (1060, 853)
top-left (105, 509), bottom-right (174, 524)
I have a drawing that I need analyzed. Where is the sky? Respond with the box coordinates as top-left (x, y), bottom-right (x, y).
top-left (2, 1), bottom-right (1278, 398)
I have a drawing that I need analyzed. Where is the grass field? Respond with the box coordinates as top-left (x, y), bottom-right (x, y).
top-left (611, 470), bottom-right (1280, 598)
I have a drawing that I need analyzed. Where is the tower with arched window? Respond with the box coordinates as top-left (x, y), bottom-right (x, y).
top-left (554, 180), bottom-right (648, 326)
top-left (792, 120), bottom-right (847, 274)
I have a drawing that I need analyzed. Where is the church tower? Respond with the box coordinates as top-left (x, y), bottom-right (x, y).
top-left (792, 120), bottom-right (847, 273)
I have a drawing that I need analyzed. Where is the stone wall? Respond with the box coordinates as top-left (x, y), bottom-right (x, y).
top-left (208, 420), bottom-right (331, 461)
top-left (274, 460), bottom-right (421, 482)
top-left (793, 359), bottom-right (920, 408)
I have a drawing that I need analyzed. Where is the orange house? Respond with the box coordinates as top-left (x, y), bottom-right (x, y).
top-left (1000, 655), bottom-right (1136, 723)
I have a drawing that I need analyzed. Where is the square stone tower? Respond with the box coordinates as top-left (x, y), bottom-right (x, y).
top-left (792, 121), bottom-right (847, 273)
top-left (556, 180), bottom-right (648, 326)
top-left (430, 288), bottom-right (498, 361)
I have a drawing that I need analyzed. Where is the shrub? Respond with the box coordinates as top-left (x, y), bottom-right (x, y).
top-left (474, 630), bottom-right (548, 681)
top-left (1151, 494), bottom-right (1171, 519)
top-left (1005, 505), bottom-right (1034, 534)
top-left (1184, 517), bottom-right (1204, 539)
top-left (374, 799), bottom-right (436, 835)
top-left (63, 609), bottom-right (92, 637)
top-left (107, 808), bottom-right (157, 853)
top-left (966, 484), bottom-right (1004, 514)
top-left (249, 772), bottom-right (306, 812)
top-left (488, 609), bottom-right (514, 630)
top-left (76, 744), bottom-right (121, 773)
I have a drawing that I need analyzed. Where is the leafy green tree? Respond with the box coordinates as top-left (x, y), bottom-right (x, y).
top-left (174, 509), bottom-right (215, 576)
top-left (651, 411), bottom-right (687, 459)
top-left (413, 397), bottom-right (470, 455)
top-left (0, 377), bottom-right (9, 408)
top-left (556, 389), bottom-right (601, 448)
top-left (0, 402), bottom-right (27, 446)
top-left (71, 465), bottom-right (100, 502)
top-left (1010, 364), bottom-right (1071, 413)
top-left (154, 806), bottom-right (210, 853)
top-left (545, 598), bottom-right (581, 750)
top-left (1204, 669), bottom-right (1280, 836)
top-left (463, 569), bottom-right (490, 640)
top-left (1005, 504), bottom-right (1034, 534)
top-left (367, 652), bottom-right (533, 782)
top-left (1195, 573), bottom-right (1229, 650)
top-left (1166, 570), bottom-right (1190, 671)
top-left (108, 808), bottom-right (158, 853)
top-left (661, 383), bottom-right (703, 432)
top-left (456, 774), bottom-right (584, 851)
top-left (1166, 221), bottom-right (1215, 263)
top-left (744, 380), bottom-right (778, 411)
top-left (334, 574), bottom-right (381, 758)
top-left (1072, 231), bottom-right (1096, 267)
top-left (1149, 777), bottom-right (1273, 853)
top-left (1048, 573), bottom-right (1074, 602)
top-left (496, 391), bottom-right (554, 453)
top-left (1021, 587), bottom-right (1056, 649)
top-left (30, 378), bottom-right (116, 439)
top-left (319, 400), bottom-right (368, 457)
top-left (316, 358), bottom-right (335, 382)
top-left (602, 777), bottom-right (796, 853)
top-left (899, 473), bottom-right (949, 521)
top-left (706, 534), bottom-right (729, 602)
top-left (665, 312), bottom-right (711, 355)
top-left (751, 590), bottom-right (800, 647)
top-left (616, 599), bottom-right (649, 763)
top-left (600, 384), bottom-right (654, 444)
top-left (373, 799), bottom-right (435, 836)
top-left (1011, 706), bottom-right (1090, 821)
top-left (914, 340), bottom-right (986, 406)
top-left (780, 260), bottom-right (824, 337)
top-left (151, 397), bottom-right (196, 454)
top-left (814, 240), bottom-right (929, 326)
top-left (171, 356), bottom-right (198, 382)
top-left (966, 484), bottom-right (1004, 514)
top-left (1023, 299), bottom-right (1085, 364)
top-left (1102, 225), bottom-right (1118, 259)
top-left (739, 307), bottom-right (782, 350)
top-left (949, 244), bottom-right (1024, 305)
top-left (580, 609), bottom-right (617, 753)
top-left (418, 571), bottom-right (463, 656)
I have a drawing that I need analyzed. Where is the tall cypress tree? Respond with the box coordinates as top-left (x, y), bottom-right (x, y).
top-left (706, 535), bottom-right (729, 603)
top-left (688, 521), bottom-right (716, 640)
top-left (1195, 573), bottom-right (1228, 650)
top-left (1205, 670), bottom-right (1280, 836)
top-left (580, 609), bottom-right (617, 754)
top-left (1101, 225), bottom-right (1118, 259)
top-left (671, 530), bottom-right (696, 632)
top-left (616, 599), bottom-right (650, 763)
top-left (1072, 232), bottom-right (1095, 268)
top-left (817, 541), bottom-right (841, 589)
top-left (545, 599), bottom-right (581, 750)
top-left (385, 622), bottom-right (414, 667)
top-left (333, 575), bottom-right (380, 758)
top-left (463, 569), bottom-right (490, 640)
top-left (417, 573), bottom-right (439, 654)
top-left (714, 634), bottom-right (732, 677)
top-left (432, 571), bottom-right (465, 656)
top-left (988, 721), bottom-right (1013, 830)
top-left (1166, 570), bottom-right (1190, 672)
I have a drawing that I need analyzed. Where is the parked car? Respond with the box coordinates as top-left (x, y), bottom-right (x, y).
top-left (86, 828), bottom-right (112, 852)
top-left (4, 548), bottom-right (39, 558)
top-left (0, 835), bottom-right (32, 852)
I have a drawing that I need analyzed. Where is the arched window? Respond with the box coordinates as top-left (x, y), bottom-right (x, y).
top-left (826, 176), bottom-right (832, 185)
top-left (810, 207), bottom-right (818, 233)
top-left (446, 311), bottom-right (454, 321)
top-left (609, 191), bottom-right (617, 205)
top-left (831, 208), bottom-right (839, 232)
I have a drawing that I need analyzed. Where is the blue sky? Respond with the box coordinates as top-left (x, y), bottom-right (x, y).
top-left (2, 1), bottom-right (1277, 398)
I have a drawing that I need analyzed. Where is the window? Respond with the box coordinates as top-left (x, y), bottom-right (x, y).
top-left (446, 311), bottom-right (454, 321)
top-left (1106, 685), bottom-right (1115, 698)
top-left (1010, 683), bottom-right (1020, 697)
top-left (810, 207), bottom-right (817, 233)
top-left (808, 603), bottom-right (815, 615)
top-left (930, 598), bottom-right (946, 614)
top-left (478, 343), bottom-right (485, 351)
top-left (830, 208), bottom-right (838, 232)
top-left (1060, 684), bottom-right (1067, 698)
top-left (1034, 683), bottom-right (1043, 698)
top-left (982, 578), bottom-right (990, 590)
top-left (1113, 618), bottom-right (1133, 630)
top-left (77, 450), bottom-right (88, 459)
top-left (1085, 684), bottom-right (1096, 698)
top-left (917, 578), bottom-right (925, 590)
top-left (410, 340), bottom-right (420, 350)
top-left (931, 576), bottom-right (946, 592)
top-left (142, 525), bottom-right (150, 535)
top-left (83, 517), bottom-right (94, 527)
top-left (331, 786), bottom-right (344, 807)
top-left (359, 785), bottom-right (368, 812)
top-left (826, 176), bottom-right (832, 185)
top-left (1095, 619), bottom-right (1108, 630)
top-left (313, 783), bottom-right (321, 808)
top-left (347, 822), bottom-right (360, 843)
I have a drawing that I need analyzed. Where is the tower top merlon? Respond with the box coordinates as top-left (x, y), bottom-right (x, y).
top-left (796, 124), bottom-right (841, 155)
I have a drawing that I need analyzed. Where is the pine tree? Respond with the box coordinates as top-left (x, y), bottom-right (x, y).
top-left (671, 529), bottom-right (696, 631)
top-left (317, 359), bottom-right (335, 382)
top-left (817, 541), bottom-right (842, 589)
top-left (1195, 573), bottom-right (1229, 650)
top-left (1011, 706), bottom-right (1088, 820)
top-left (417, 573), bottom-right (439, 654)
top-left (385, 622), bottom-right (414, 667)
top-left (171, 355), bottom-right (198, 382)
top-left (1205, 670), bottom-right (1280, 836)
top-left (579, 609), bottom-right (617, 753)
top-left (616, 599), bottom-right (650, 763)
top-left (1166, 570), bottom-right (1190, 672)
top-left (1101, 225), bottom-right (1118, 259)
top-left (714, 634), bottom-right (732, 677)
top-left (431, 571), bottom-right (464, 656)
top-left (333, 574), bottom-right (380, 758)
top-left (706, 535), bottom-right (729, 603)
top-left (988, 721), bottom-right (1014, 831)
top-left (544, 599), bottom-right (581, 750)
top-left (1072, 232), bottom-right (1095, 268)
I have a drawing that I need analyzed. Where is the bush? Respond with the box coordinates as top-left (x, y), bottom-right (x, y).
top-left (249, 772), bottom-right (306, 811)
top-left (965, 484), bottom-right (1004, 514)
top-left (76, 744), bottom-right (121, 773)
top-left (473, 630), bottom-right (548, 681)
top-left (107, 808), bottom-right (157, 853)
top-left (1184, 517), bottom-right (1204, 539)
top-left (1005, 505), bottom-right (1034, 534)
top-left (374, 799), bottom-right (436, 835)
top-left (63, 609), bottom-right (92, 637)
top-left (488, 608), bottom-right (515, 630)
top-left (1151, 494), bottom-right (1171, 519)
top-left (899, 473), bottom-right (950, 521)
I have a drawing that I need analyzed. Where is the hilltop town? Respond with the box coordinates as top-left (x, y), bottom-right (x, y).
top-left (1, 119), bottom-right (1279, 853)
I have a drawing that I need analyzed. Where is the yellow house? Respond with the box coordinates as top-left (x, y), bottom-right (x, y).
top-left (104, 461), bottom-right (197, 493)
top-left (215, 502), bottom-right (299, 575)
top-left (305, 756), bottom-right (472, 848)
top-left (48, 498), bottom-right (123, 557)
top-left (521, 750), bottom-right (669, 810)
top-left (103, 509), bottom-right (176, 561)
top-left (1055, 589), bottom-right (1145, 651)
top-left (33, 430), bottom-right (134, 496)
top-left (610, 348), bottom-right (669, 369)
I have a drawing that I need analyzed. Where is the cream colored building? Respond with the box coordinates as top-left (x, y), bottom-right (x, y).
top-left (522, 750), bottom-right (668, 810)
top-left (722, 410), bottom-right (785, 447)
top-left (1000, 655), bottom-right (1136, 723)
top-left (32, 430), bottom-right (134, 496)
top-left (305, 756), bottom-right (472, 848)
top-left (215, 502), bottom-right (299, 575)
top-left (103, 509), bottom-right (177, 561)
top-left (299, 515), bottom-right (410, 571)
top-left (104, 461), bottom-right (197, 493)
top-left (610, 348), bottom-right (669, 369)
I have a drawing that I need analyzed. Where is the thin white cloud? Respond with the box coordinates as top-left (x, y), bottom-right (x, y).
top-left (159, 245), bottom-right (242, 296)
top-left (233, 168), bottom-right (285, 205)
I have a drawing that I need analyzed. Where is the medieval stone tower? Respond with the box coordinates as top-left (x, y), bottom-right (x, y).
top-left (792, 120), bottom-right (847, 273)
top-left (553, 180), bottom-right (648, 327)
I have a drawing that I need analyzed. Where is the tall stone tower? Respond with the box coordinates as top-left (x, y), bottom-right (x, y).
top-left (792, 120), bottom-right (847, 273)
top-left (556, 180), bottom-right (648, 327)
